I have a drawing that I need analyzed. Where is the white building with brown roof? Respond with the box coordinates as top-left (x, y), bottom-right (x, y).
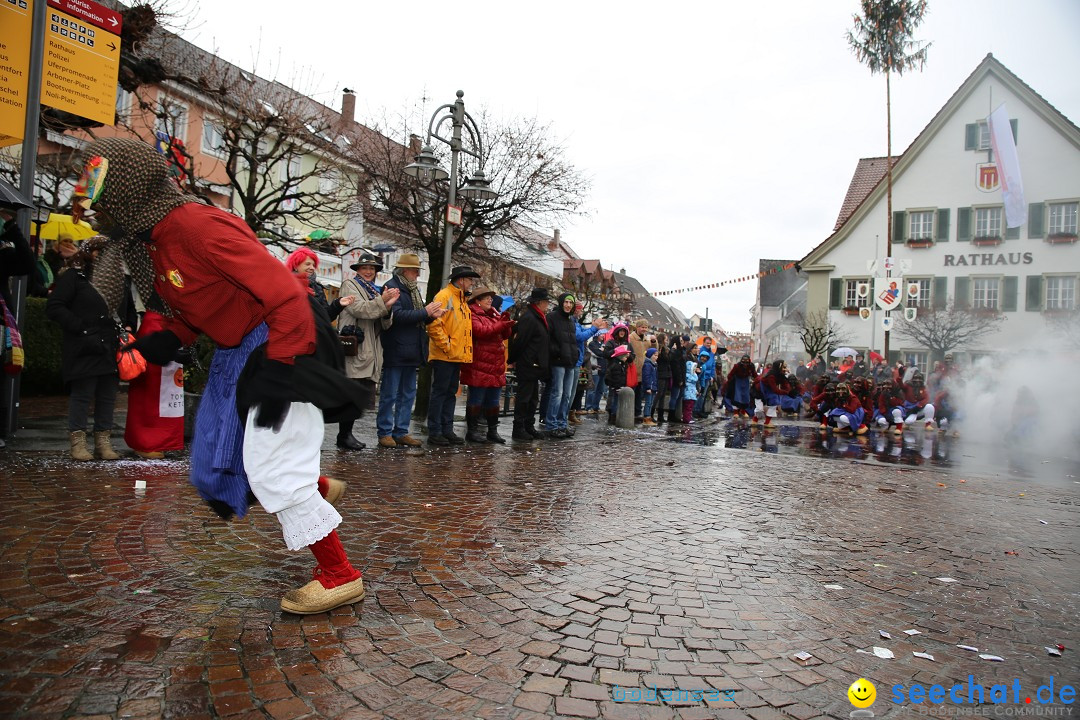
top-left (799, 54), bottom-right (1080, 369)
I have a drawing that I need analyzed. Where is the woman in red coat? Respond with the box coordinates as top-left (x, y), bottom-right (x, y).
top-left (460, 287), bottom-right (514, 443)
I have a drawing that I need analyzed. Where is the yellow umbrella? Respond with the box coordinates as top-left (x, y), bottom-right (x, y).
top-left (35, 213), bottom-right (96, 242)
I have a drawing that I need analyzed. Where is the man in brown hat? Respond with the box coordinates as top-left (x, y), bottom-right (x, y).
top-left (425, 265), bottom-right (480, 445)
top-left (376, 253), bottom-right (445, 447)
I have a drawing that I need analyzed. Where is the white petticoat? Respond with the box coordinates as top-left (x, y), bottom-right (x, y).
top-left (243, 401), bottom-right (342, 550)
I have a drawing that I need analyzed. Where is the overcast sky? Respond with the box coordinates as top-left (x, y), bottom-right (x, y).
top-left (183, 0), bottom-right (1080, 333)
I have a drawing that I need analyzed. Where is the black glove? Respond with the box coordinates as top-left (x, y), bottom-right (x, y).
top-left (249, 359), bottom-right (294, 431)
top-left (173, 346), bottom-right (194, 365)
top-left (123, 330), bottom-right (182, 365)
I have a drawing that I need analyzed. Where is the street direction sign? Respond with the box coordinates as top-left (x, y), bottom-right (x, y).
top-left (0, 0), bottom-right (34, 147)
top-left (41, 0), bottom-right (121, 125)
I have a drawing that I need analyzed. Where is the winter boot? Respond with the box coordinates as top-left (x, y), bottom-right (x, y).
top-left (465, 407), bottom-right (488, 443)
top-left (93, 431), bottom-right (121, 460)
top-left (512, 420), bottom-right (531, 440)
top-left (568, 410), bottom-right (582, 425)
top-left (69, 431), bottom-right (93, 462)
top-left (655, 408), bottom-right (665, 424)
top-left (486, 411), bottom-right (506, 444)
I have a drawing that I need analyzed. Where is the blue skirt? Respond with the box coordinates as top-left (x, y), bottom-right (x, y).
top-left (829, 405), bottom-right (866, 428)
top-left (732, 376), bottom-right (751, 406)
top-left (763, 387), bottom-right (801, 412)
top-left (189, 324), bottom-right (268, 519)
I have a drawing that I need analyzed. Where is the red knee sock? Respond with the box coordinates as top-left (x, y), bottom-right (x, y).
top-left (316, 475), bottom-right (329, 498)
top-left (308, 530), bottom-right (361, 589)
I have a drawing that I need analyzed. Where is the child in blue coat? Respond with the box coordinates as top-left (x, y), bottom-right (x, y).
top-left (642, 347), bottom-right (659, 425)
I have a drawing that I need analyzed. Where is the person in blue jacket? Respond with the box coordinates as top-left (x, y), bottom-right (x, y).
top-left (376, 253), bottom-right (445, 448)
top-left (585, 333), bottom-right (607, 414)
top-left (694, 347), bottom-right (716, 417)
top-left (570, 304), bottom-right (606, 424)
top-left (641, 347), bottom-right (659, 425)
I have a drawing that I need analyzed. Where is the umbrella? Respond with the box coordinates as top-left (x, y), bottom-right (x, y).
top-left (830, 347), bottom-right (857, 358)
top-left (306, 229), bottom-right (332, 241)
top-left (868, 351), bottom-right (885, 363)
top-left (0, 179), bottom-right (33, 210)
top-left (36, 213), bottom-right (96, 242)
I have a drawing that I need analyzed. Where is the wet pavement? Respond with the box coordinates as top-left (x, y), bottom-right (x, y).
top-left (1, 398), bottom-right (1078, 719)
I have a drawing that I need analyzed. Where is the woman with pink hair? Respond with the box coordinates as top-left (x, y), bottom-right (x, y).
top-left (285, 247), bottom-right (355, 321)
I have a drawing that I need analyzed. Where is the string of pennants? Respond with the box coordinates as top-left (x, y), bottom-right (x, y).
top-left (652, 262), bottom-right (797, 297)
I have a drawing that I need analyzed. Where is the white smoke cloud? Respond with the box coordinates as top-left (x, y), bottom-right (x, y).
top-left (954, 347), bottom-right (1080, 484)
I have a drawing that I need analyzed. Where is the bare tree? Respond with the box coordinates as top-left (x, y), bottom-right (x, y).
top-left (796, 309), bottom-right (853, 360)
top-left (892, 302), bottom-right (1005, 361)
top-left (118, 57), bottom-right (358, 242)
top-left (346, 112), bottom-right (590, 301)
top-left (0, 148), bottom-right (79, 215)
top-left (1045, 310), bottom-right (1080, 350)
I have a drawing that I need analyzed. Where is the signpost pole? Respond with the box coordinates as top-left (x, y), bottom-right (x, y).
top-left (4, 0), bottom-right (47, 440)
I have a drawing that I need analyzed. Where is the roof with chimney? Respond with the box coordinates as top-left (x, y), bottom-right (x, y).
top-left (611, 272), bottom-right (688, 330)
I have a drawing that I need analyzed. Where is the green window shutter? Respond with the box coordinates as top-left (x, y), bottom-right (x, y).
top-left (936, 208), bottom-right (950, 242)
top-left (1023, 274), bottom-right (1041, 310)
top-left (1028, 202), bottom-right (1045, 238)
top-left (1025, 276), bottom-right (1044, 311)
top-left (933, 276), bottom-right (948, 310)
top-left (1002, 276), bottom-right (1018, 312)
top-left (893, 211), bottom-right (906, 243)
top-left (1010, 119), bottom-right (1018, 143)
top-left (955, 277), bottom-right (970, 309)
top-left (1006, 224), bottom-right (1020, 240)
top-left (965, 123), bottom-right (978, 150)
top-left (829, 278), bottom-right (843, 309)
top-left (957, 207), bottom-right (972, 242)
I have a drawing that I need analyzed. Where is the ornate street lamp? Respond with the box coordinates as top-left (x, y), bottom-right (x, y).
top-left (402, 90), bottom-right (497, 286)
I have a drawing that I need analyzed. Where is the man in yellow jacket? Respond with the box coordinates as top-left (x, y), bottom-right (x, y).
top-left (426, 265), bottom-right (480, 445)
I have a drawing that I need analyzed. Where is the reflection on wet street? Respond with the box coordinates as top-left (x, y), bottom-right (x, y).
top-left (658, 417), bottom-right (1080, 488)
top-left (1, 408), bottom-right (1077, 719)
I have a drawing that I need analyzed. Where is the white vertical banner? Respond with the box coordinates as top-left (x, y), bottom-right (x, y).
top-left (987, 103), bottom-right (1026, 228)
top-left (159, 362), bottom-right (185, 418)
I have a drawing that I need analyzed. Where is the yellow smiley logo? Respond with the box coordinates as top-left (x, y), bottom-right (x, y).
top-left (848, 678), bottom-right (876, 708)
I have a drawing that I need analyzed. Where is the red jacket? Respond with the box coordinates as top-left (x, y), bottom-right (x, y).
top-left (460, 306), bottom-right (513, 388)
top-left (149, 203), bottom-right (315, 364)
top-left (840, 391), bottom-right (862, 414)
top-left (876, 387), bottom-right (906, 415)
top-left (761, 372), bottom-right (791, 395)
top-left (859, 393), bottom-right (875, 414)
top-left (902, 384), bottom-right (929, 409)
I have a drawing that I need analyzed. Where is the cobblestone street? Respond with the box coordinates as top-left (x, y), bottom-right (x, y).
top-left (1, 400), bottom-right (1077, 719)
